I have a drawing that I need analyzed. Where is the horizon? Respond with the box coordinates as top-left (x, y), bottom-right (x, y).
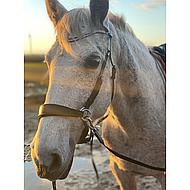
top-left (24, 0), bottom-right (166, 55)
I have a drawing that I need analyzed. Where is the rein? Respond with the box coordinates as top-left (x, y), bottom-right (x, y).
top-left (38, 30), bottom-right (165, 190)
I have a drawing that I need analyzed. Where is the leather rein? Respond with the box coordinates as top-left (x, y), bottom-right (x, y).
top-left (38, 30), bottom-right (165, 189)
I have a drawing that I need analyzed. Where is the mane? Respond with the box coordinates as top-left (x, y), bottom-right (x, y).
top-left (56, 8), bottom-right (136, 55)
top-left (108, 12), bottom-right (135, 37)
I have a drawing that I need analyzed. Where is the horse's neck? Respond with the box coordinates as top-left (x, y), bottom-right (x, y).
top-left (108, 30), bottom-right (165, 148)
top-left (102, 26), bottom-right (165, 167)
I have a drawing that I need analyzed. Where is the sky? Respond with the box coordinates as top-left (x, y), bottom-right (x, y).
top-left (24, 0), bottom-right (166, 54)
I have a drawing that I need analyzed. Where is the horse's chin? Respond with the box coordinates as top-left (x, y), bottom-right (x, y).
top-left (37, 156), bottom-right (74, 181)
top-left (58, 156), bottom-right (74, 180)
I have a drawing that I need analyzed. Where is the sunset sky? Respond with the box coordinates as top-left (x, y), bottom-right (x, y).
top-left (24, 0), bottom-right (166, 54)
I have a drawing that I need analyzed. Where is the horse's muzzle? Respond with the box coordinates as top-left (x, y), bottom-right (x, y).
top-left (34, 156), bottom-right (74, 181)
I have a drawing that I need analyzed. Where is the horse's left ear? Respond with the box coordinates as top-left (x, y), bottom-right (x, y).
top-left (90, 0), bottom-right (109, 26)
top-left (45, 0), bottom-right (68, 27)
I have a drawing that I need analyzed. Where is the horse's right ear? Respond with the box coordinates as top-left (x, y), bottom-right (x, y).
top-left (90, 0), bottom-right (109, 26)
top-left (45, 0), bottom-right (68, 26)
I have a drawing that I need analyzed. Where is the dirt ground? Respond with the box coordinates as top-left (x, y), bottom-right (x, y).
top-left (24, 81), bottom-right (161, 190)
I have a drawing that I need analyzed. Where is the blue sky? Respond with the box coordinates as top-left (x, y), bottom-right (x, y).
top-left (24, 0), bottom-right (166, 54)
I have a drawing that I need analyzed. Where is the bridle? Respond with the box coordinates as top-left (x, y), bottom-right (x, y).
top-left (38, 28), bottom-right (166, 190)
top-left (38, 30), bottom-right (116, 144)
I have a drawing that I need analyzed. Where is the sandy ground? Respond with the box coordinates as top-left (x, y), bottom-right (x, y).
top-left (24, 81), bottom-right (161, 190)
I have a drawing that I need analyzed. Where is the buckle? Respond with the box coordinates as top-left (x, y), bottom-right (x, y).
top-left (80, 107), bottom-right (92, 121)
top-left (107, 32), bottom-right (113, 39)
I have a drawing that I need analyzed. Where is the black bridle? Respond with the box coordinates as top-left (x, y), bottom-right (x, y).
top-left (38, 29), bottom-right (165, 190)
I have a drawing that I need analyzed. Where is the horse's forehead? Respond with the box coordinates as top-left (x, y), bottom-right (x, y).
top-left (46, 9), bottom-right (109, 65)
top-left (46, 36), bottom-right (107, 66)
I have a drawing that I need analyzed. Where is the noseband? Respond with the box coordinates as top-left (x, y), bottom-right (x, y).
top-left (38, 30), bottom-right (116, 143)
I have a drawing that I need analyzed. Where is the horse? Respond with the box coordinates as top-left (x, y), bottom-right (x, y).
top-left (31, 0), bottom-right (166, 189)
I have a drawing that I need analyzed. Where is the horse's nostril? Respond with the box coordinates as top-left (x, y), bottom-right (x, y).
top-left (49, 153), bottom-right (62, 171)
top-left (32, 147), bottom-right (63, 175)
top-left (35, 153), bottom-right (62, 178)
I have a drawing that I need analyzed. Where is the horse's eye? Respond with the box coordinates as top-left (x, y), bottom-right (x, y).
top-left (84, 55), bottom-right (101, 69)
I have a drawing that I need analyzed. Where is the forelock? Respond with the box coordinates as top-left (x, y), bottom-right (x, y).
top-left (56, 8), bottom-right (94, 55)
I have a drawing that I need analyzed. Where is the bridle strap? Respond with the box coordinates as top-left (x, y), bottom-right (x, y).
top-left (38, 104), bottom-right (83, 119)
top-left (68, 30), bottom-right (108, 42)
top-left (83, 33), bottom-right (116, 110)
top-left (85, 119), bottom-right (166, 172)
top-left (38, 104), bottom-right (91, 144)
top-left (101, 136), bottom-right (166, 171)
top-left (83, 49), bottom-right (110, 109)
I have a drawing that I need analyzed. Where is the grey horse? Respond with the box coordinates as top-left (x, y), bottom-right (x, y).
top-left (31, 0), bottom-right (166, 189)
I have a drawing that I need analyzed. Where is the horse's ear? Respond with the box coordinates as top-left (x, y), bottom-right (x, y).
top-left (45, 0), bottom-right (68, 26)
top-left (90, 0), bottom-right (109, 26)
